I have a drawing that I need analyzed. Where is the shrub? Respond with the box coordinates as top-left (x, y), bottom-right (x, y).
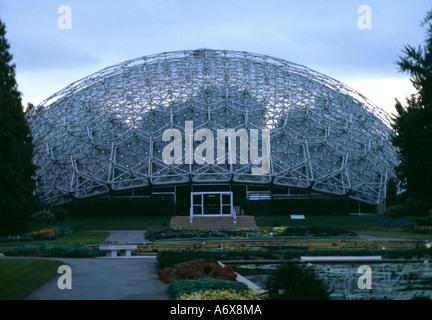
top-left (168, 278), bottom-right (249, 299)
top-left (375, 219), bottom-right (417, 228)
top-left (52, 207), bottom-right (68, 221)
top-left (4, 244), bottom-right (103, 258)
top-left (158, 261), bottom-right (237, 283)
top-left (385, 204), bottom-right (406, 219)
top-left (271, 220), bottom-right (281, 227)
top-left (279, 226), bottom-right (356, 237)
top-left (31, 209), bottom-right (56, 223)
top-left (177, 288), bottom-right (267, 300)
top-left (265, 263), bottom-right (331, 300)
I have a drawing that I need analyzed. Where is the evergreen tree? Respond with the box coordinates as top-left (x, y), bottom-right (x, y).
top-left (385, 177), bottom-right (398, 207)
top-left (392, 9), bottom-right (432, 208)
top-left (265, 263), bottom-right (331, 300)
top-left (0, 18), bottom-right (37, 234)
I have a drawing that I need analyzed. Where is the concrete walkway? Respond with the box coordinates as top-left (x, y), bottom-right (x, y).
top-left (357, 233), bottom-right (411, 241)
top-left (10, 230), bottom-right (172, 300)
top-left (101, 230), bottom-right (148, 243)
top-left (23, 256), bottom-right (171, 300)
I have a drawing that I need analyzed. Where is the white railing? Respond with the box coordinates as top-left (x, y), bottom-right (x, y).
top-left (232, 205), bottom-right (237, 225)
top-left (189, 205), bottom-right (236, 226)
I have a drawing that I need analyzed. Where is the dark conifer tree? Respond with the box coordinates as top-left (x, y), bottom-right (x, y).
top-left (392, 9), bottom-right (432, 208)
top-left (0, 18), bottom-right (37, 234)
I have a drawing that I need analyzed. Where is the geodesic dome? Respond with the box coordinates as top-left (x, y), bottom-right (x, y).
top-left (27, 49), bottom-right (398, 205)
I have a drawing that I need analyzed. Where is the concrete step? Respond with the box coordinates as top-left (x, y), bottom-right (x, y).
top-left (170, 215), bottom-right (257, 230)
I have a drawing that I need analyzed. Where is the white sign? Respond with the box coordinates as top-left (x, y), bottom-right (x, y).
top-left (290, 215), bottom-right (305, 220)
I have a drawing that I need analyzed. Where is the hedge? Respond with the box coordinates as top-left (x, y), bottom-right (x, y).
top-left (4, 244), bottom-right (104, 258)
top-left (246, 198), bottom-right (373, 215)
top-left (67, 199), bottom-right (174, 217)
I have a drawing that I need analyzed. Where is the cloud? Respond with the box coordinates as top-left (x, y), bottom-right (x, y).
top-left (2, 0), bottom-right (430, 110)
top-left (342, 76), bottom-right (416, 115)
top-left (12, 36), bottom-right (100, 71)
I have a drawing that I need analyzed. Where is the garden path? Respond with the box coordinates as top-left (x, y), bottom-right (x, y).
top-left (22, 230), bottom-right (171, 300)
top-left (101, 230), bottom-right (148, 243)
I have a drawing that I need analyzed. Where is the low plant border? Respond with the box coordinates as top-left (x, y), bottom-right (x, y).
top-left (3, 244), bottom-right (104, 258)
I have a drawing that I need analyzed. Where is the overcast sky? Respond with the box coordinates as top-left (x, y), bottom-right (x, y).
top-left (1, 0), bottom-right (431, 116)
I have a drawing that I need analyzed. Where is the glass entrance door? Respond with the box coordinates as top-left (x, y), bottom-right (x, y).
top-left (203, 194), bottom-right (220, 215)
top-left (191, 192), bottom-right (233, 216)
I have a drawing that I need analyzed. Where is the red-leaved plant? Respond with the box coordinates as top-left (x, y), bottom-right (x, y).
top-left (157, 261), bottom-right (237, 283)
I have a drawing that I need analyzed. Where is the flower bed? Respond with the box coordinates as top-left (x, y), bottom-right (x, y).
top-left (279, 226), bottom-right (356, 237)
top-left (146, 227), bottom-right (234, 241)
top-left (32, 228), bottom-right (63, 240)
top-left (146, 226), bottom-right (293, 241)
top-left (158, 261), bottom-right (237, 283)
top-left (30, 225), bottom-right (71, 240)
top-left (177, 288), bottom-right (267, 300)
top-left (168, 278), bottom-right (249, 299)
top-left (156, 250), bottom-right (281, 269)
top-left (0, 225), bottom-right (71, 242)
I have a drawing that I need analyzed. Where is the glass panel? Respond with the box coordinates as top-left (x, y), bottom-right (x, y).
top-left (222, 194), bottom-right (231, 205)
top-left (193, 194), bottom-right (202, 204)
top-left (204, 194), bottom-right (220, 215)
top-left (222, 205), bottom-right (231, 215)
top-left (193, 205), bottom-right (202, 215)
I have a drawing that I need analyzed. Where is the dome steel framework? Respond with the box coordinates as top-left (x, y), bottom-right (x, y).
top-left (27, 49), bottom-right (398, 206)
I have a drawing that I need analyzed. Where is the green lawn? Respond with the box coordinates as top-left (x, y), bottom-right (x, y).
top-left (50, 230), bottom-right (111, 244)
top-left (0, 258), bottom-right (64, 300)
top-left (26, 216), bottom-right (170, 231)
top-left (3, 215), bottom-right (430, 245)
top-left (355, 229), bottom-right (432, 240)
top-left (255, 215), bottom-right (384, 230)
top-left (0, 231), bottom-right (110, 249)
top-left (255, 215), bottom-right (431, 240)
